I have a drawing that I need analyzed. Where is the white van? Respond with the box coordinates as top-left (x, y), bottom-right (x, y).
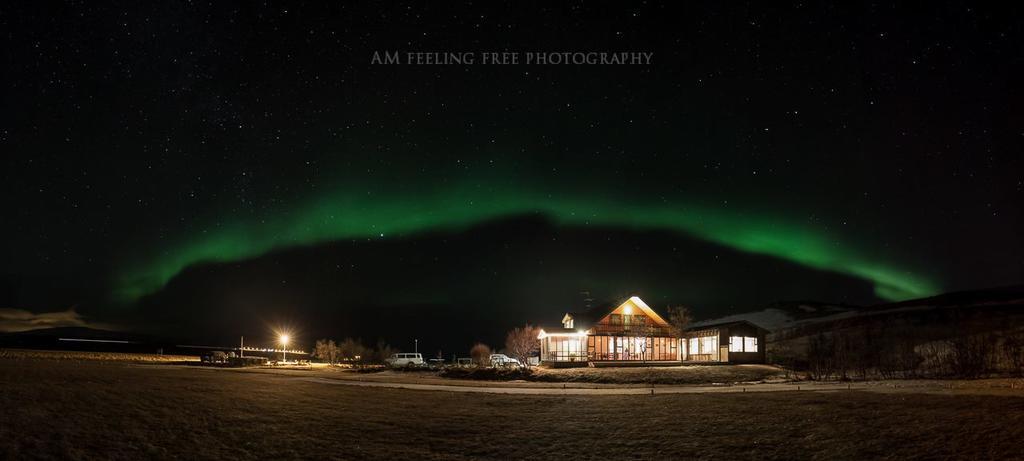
top-left (386, 352), bottom-right (424, 367)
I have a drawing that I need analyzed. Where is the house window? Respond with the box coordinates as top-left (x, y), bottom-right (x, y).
top-left (688, 337), bottom-right (698, 355)
top-left (700, 336), bottom-right (717, 354)
top-left (563, 318), bottom-right (573, 328)
top-left (727, 336), bottom-right (759, 352)
top-left (546, 336), bottom-right (584, 361)
top-left (610, 314), bottom-right (621, 325)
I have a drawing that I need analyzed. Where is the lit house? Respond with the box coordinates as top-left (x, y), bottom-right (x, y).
top-left (538, 296), bottom-right (767, 366)
top-left (538, 296), bottom-right (680, 366)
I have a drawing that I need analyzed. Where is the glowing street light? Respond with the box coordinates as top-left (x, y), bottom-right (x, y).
top-left (279, 333), bottom-right (290, 362)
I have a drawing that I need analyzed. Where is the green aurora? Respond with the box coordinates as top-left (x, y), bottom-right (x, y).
top-left (113, 183), bottom-right (941, 304)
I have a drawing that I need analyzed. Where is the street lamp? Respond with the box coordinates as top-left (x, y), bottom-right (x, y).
top-left (279, 334), bottom-right (290, 362)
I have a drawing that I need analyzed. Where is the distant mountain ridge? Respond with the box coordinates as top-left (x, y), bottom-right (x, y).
top-left (0, 326), bottom-right (142, 340)
top-left (691, 284), bottom-right (1024, 334)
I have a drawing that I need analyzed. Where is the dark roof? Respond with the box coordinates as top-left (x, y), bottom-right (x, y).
top-left (685, 320), bottom-right (768, 333)
top-left (539, 298), bottom-right (625, 331)
top-left (564, 299), bottom-right (620, 330)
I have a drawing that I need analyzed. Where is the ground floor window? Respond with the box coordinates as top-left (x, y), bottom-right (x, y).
top-left (587, 335), bottom-right (677, 361)
top-left (701, 336), bottom-right (717, 354)
top-left (685, 333), bottom-right (719, 361)
top-left (728, 335), bottom-right (759, 353)
top-left (744, 336), bottom-right (758, 352)
top-left (542, 336), bottom-right (585, 362)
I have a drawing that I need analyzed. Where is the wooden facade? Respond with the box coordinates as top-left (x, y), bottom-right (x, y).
top-left (539, 297), bottom-right (680, 366)
top-left (539, 297), bottom-right (768, 366)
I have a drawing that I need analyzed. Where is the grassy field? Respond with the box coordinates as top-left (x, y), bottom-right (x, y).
top-left (0, 348), bottom-right (198, 362)
top-left (2, 359), bottom-right (1022, 460)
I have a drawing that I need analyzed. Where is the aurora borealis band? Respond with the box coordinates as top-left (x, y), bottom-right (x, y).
top-left (5, 1), bottom-right (1023, 350)
top-left (114, 183), bottom-right (940, 304)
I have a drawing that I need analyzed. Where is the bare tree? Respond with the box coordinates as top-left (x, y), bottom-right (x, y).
top-left (470, 343), bottom-right (492, 367)
top-left (338, 338), bottom-right (366, 365)
top-left (767, 339), bottom-right (801, 378)
top-left (666, 305), bottom-right (693, 338)
top-left (632, 320), bottom-right (656, 362)
top-left (372, 339), bottom-right (395, 365)
top-left (312, 339), bottom-right (340, 365)
top-left (946, 334), bottom-right (995, 378)
top-left (666, 305), bottom-right (693, 361)
top-left (807, 332), bottom-right (836, 380)
top-left (312, 339), bottom-right (328, 363)
top-left (833, 330), bottom-right (855, 381)
top-left (856, 324), bottom-right (882, 379)
top-left (1003, 332), bottom-right (1024, 377)
top-left (505, 324), bottom-right (540, 367)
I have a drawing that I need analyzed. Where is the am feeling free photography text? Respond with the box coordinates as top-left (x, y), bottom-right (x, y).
top-left (371, 50), bottom-right (654, 65)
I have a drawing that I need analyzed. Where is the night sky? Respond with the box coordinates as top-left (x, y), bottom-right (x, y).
top-left (2, 3), bottom-right (1022, 352)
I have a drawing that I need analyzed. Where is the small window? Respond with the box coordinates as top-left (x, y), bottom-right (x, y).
top-left (610, 314), bottom-right (622, 325)
top-left (744, 337), bottom-right (758, 352)
top-left (729, 336), bottom-right (743, 352)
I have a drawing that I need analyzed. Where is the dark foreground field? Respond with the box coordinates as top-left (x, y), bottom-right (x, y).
top-left (2, 360), bottom-right (1022, 460)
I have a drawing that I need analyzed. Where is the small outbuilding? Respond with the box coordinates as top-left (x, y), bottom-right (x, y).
top-left (681, 320), bottom-right (767, 364)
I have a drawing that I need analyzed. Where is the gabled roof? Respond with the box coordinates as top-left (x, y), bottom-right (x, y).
top-left (551, 296), bottom-right (670, 331)
top-left (620, 296), bottom-right (670, 326)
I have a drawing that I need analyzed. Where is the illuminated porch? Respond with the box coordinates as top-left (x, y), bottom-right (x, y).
top-left (538, 332), bottom-right (681, 364)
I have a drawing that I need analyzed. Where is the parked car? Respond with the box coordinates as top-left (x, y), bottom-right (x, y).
top-left (386, 352), bottom-right (424, 367)
top-left (489, 353), bottom-right (522, 367)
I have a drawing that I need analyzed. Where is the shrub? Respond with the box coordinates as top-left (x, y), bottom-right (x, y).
top-left (470, 343), bottom-right (491, 367)
top-left (439, 366), bottom-right (534, 381)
